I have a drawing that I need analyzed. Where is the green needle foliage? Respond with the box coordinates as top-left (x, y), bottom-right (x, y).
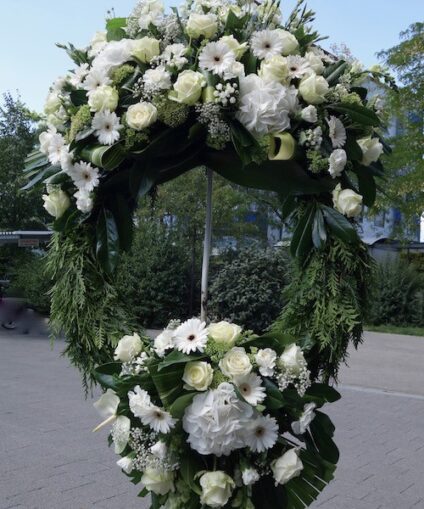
top-left (46, 227), bottom-right (137, 392)
top-left (273, 237), bottom-right (373, 381)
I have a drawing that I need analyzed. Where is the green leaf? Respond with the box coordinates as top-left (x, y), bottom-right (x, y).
top-left (309, 412), bottom-right (339, 463)
top-left (280, 195), bottom-right (297, 221)
top-left (157, 350), bottom-right (207, 372)
top-left (96, 208), bottom-right (120, 274)
top-left (344, 133), bottom-right (363, 161)
top-left (290, 203), bottom-right (315, 259)
top-left (21, 165), bottom-right (59, 191)
top-left (354, 166), bottom-right (377, 207)
top-left (169, 393), bottom-right (196, 419)
top-left (24, 151), bottom-right (49, 173)
top-left (180, 455), bottom-right (203, 495)
top-left (305, 384), bottom-right (341, 404)
top-left (327, 103), bottom-right (381, 127)
top-left (70, 89), bottom-right (88, 106)
top-left (323, 60), bottom-right (349, 85)
top-left (263, 378), bottom-right (285, 410)
top-left (312, 207), bottom-right (327, 250)
top-left (109, 194), bottom-right (134, 251)
top-left (81, 143), bottom-right (126, 171)
top-left (320, 204), bottom-right (359, 244)
top-left (106, 17), bottom-right (127, 41)
top-left (148, 360), bottom-right (186, 407)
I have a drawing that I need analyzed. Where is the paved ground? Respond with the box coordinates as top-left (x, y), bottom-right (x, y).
top-left (1, 330), bottom-right (424, 509)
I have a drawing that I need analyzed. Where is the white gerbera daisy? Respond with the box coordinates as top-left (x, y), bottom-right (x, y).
top-left (251, 29), bottom-right (284, 60)
top-left (198, 41), bottom-right (236, 76)
top-left (74, 189), bottom-right (93, 213)
top-left (234, 373), bottom-right (266, 406)
top-left (327, 116), bottom-right (346, 148)
top-left (83, 68), bottom-right (112, 93)
top-left (139, 405), bottom-right (176, 434)
top-left (46, 134), bottom-right (65, 165)
top-left (244, 414), bottom-right (279, 453)
top-left (72, 161), bottom-right (100, 192)
top-left (173, 318), bottom-right (209, 354)
top-left (286, 55), bottom-right (311, 79)
top-left (92, 110), bottom-right (123, 146)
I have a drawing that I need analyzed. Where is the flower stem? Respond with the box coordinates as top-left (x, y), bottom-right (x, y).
top-left (201, 168), bottom-right (213, 322)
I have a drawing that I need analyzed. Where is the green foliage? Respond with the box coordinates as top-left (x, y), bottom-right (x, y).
top-left (115, 221), bottom-right (193, 328)
top-left (367, 259), bottom-right (424, 327)
top-left (209, 248), bottom-right (290, 333)
top-left (46, 228), bottom-right (137, 391)
top-left (273, 238), bottom-right (373, 381)
top-left (377, 22), bottom-right (424, 221)
top-left (7, 253), bottom-right (51, 314)
top-left (0, 93), bottom-right (46, 230)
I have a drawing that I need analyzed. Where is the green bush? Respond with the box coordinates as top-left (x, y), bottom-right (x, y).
top-left (7, 253), bottom-right (51, 314)
top-left (115, 221), bottom-right (195, 328)
top-left (367, 260), bottom-right (424, 326)
top-left (209, 248), bottom-right (289, 333)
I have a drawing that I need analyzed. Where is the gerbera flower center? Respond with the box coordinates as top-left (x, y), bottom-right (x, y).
top-left (240, 384), bottom-right (251, 394)
top-left (255, 426), bottom-right (265, 437)
top-left (187, 334), bottom-right (196, 341)
top-left (154, 410), bottom-right (164, 419)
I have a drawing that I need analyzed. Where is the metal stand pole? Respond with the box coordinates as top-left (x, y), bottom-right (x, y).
top-left (200, 168), bottom-right (213, 322)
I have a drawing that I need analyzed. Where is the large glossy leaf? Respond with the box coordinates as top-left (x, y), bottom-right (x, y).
top-left (106, 17), bottom-right (127, 41)
top-left (96, 208), bottom-right (120, 274)
top-left (305, 384), bottom-right (341, 405)
top-left (323, 60), bottom-right (349, 85)
top-left (263, 378), bottom-right (285, 410)
top-left (312, 207), bottom-right (327, 250)
top-left (21, 165), bottom-right (60, 190)
top-left (327, 103), bottom-right (381, 127)
top-left (108, 194), bottom-right (134, 251)
top-left (320, 204), bottom-right (359, 244)
top-left (24, 151), bottom-right (49, 173)
top-left (81, 143), bottom-right (126, 171)
top-left (169, 393), bottom-right (196, 419)
top-left (148, 360), bottom-right (186, 407)
top-left (180, 454), bottom-right (204, 496)
top-left (157, 350), bottom-right (207, 372)
top-left (354, 166), bottom-right (377, 207)
top-left (290, 203), bottom-right (315, 259)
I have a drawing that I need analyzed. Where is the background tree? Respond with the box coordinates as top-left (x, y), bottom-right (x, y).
top-left (377, 22), bottom-right (424, 224)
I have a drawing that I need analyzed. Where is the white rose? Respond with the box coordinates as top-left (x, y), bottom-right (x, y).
top-left (44, 92), bottom-right (62, 115)
top-left (42, 189), bottom-right (70, 219)
top-left (275, 29), bottom-right (299, 56)
top-left (357, 136), bottom-right (384, 166)
top-left (291, 403), bottom-right (317, 435)
top-left (279, 344), bottom-right (306, 373)
top-left (272, 449), bottom-right (303, 485)
top-left (242, 468), bottom-right (260, 486)
top-left (114, 333), bottom-right (143, 362)
top-left (208, 321), bottom-right (241, 346)
top-left (301, 105), bottom-right (318, 123)
top-left (255, 348), bottom-right (277, 377)
top-left (299, 74), bottom-right (329, 105)
top-left (332, 183), bottom-right (363, 218)
top-left (199, 471), bottom-right (235, 508)
top-left (219, 347), bottom-right (252, 378)
top-left (88, 85), bottom-right (118, 112)
top-left (186, 13), bottom-right (218, 39)
top-left (219, 35), bottom-right (247, 59)
top-left (183, 361), bottom-right (213, 391)
top-left (132, 36), bottom-right (160, 63)
top-left (126, 102), bottom-right (158, 130)
top-left (259, 55), bottom-right (289, 83)
top-left (141, 468), bottom-right (174, 495)
top-left (169, 70), bottom-right (206, 105)
top-left (154, 329), bottom-right (174, 357)
top-left (328, 149), bottom-right (347, 178)
top-left (305, 52), bottom-right (324, 74)
top-left (117, 455), bottom-right (134, 474)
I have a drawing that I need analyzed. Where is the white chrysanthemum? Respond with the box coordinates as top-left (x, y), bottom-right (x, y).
top-left (327, 116), bottom-right (346, 148)
top-left (69, 63), bottom-right (90, 87)
top-left (234, 373), bottom-right (266, 406)
top-left (83, 68), bottom-right (112, 93)
top-left (251, 29), bottom-right (284, 60)
top-left (286, 55), bottom-right (311, 79)
top-left (143, 67), bottom-right (172, 92)
top-left (198, 41), bottom-right (236, 76)
top-left (154, 329), bottom-right (175, 357)
top-left (183, 383), bottom-right (254, 456)
top-left (39, 127), bottom-right (59, 154)
top-left (329, 149), bottom-right (347, 178)
top-left (236, 74), bottom-right (292, 137)
top-left (244, 414), bottom-right (279, 453)
top-left (138, 405), bottom-right (177, 434)
top-left (255, 348), bottom-right (277, 377)
top-left (92, 110), bottom-right (123, 146)
top-left (242, 468), bottom-right (260, 486)
top-left (128, 385), bottom-right (152, 417)
top-left (74, 189), bottom-right (93, 213)
top-left (72, 162), bottom-right (100, 192)
top-left (173, 318), bottom-right (209, 354)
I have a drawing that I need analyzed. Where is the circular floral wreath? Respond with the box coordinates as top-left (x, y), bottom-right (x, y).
top-left (25, 0), bottom-right (393, 507)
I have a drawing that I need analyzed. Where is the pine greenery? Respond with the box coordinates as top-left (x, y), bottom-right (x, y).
top-left (46, 228), bottom-right (137, 392)
top-left (273, 238), bottom-right (373, 381)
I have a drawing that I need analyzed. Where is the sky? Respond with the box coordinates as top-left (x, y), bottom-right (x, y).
top-left (1, 0), bottom-right (421, 112)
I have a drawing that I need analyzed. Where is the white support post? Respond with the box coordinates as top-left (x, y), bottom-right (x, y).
top-left (200, 168), bottom-right (213, 322)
